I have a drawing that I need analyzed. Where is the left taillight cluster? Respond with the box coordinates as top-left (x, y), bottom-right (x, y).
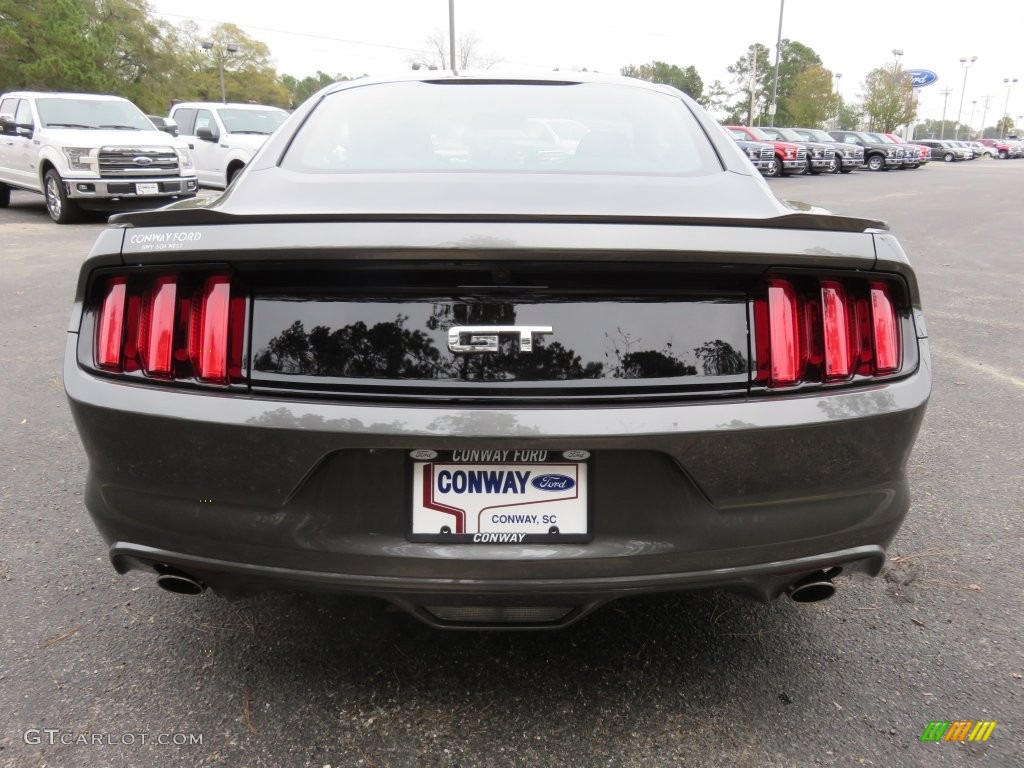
top-left (92, 272), bottom-right (245, 385)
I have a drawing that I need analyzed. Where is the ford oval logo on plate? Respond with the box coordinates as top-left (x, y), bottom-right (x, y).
top-left (531, 474), bottom-right (575, 492)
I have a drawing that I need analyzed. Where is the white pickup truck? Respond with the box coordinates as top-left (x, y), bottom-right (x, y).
top-left (0, 91), bottom-right (198, 223)
top-left (168, 102), bottom-right (288, 189)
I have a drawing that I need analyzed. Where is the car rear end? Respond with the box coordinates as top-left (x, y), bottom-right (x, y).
top-left (65, 75), bottom-right (931, 629)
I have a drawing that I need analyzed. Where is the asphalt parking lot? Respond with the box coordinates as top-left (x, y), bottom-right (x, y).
top-left (1, 162), bottom-right (1022, 768)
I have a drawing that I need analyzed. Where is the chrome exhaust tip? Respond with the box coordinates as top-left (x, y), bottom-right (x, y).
top-left (786, 571), bottom-right (837, 603)
top-left (155, 567), bottom-right (205, 595)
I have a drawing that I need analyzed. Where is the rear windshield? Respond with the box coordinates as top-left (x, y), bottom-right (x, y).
top-left (36, 98), bottom-right (153, 130)
top-left (281, 81), bottom-right (721, 175)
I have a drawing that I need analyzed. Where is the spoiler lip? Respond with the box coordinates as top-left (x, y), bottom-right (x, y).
top-left (110, 208), bottom-right (888, 234)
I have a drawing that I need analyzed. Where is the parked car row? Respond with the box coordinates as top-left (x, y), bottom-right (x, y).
top-left (726, 125), bottom-right (1024, 176)
top-left (973, 138), bottom-right (1024, 159)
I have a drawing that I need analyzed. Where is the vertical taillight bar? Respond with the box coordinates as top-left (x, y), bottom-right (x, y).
top-left (93, 271), bottom-right (241, 386)
top-left (820, 280), bottom-right (853, 380)
top-left (870, 281), bottom-right (901, 373)
top-left (96, 278), bottom-right (127, 370)
top-left (767, 278), bottom-right (801, 385)
top-left (138, 276), bottom-right (177, 377)
top-left (189, 276), bottom-right (232, 383)
top-left (759, 275), bottom-right (904, 389)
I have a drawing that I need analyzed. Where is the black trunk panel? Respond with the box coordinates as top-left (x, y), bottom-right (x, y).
top-left (247, 262), bottom-right (754, 400)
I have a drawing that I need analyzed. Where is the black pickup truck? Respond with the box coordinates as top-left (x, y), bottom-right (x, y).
top-left (791, 127), bottom-right (865, 173)
top-left (829, 130), bottom-right (903, 171)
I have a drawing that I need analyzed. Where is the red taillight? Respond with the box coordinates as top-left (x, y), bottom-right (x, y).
top-left (91, 272), bottom-right (241, 386)
top-left (870, 281), bottom-right (901, 373)
top-left (138, 276), bottom-right (177, 377)
top-left (758, 276), bottom-right (904, 389)
top-left (820, 280), bottom-right (853, 380)
top-left (767, 279), bottom-right (801, 385)
top-left (96, 278), bottom-right (127, 370)
top-left (189, 276), bottom-right (231, 383)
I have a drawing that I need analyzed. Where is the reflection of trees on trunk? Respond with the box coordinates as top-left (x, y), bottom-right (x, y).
top-left (253, 309), bottom-right (745, 381)
top-left (693, 339), bottom-right (747, 376)
top-left (617, 350), bottom-right (696, 378)
top-left (253, 313), bottom-right (603, 380)
top-left (605, 336), bottom-right (746, 379)
top-left (253, 316), bottom-right (446, 378)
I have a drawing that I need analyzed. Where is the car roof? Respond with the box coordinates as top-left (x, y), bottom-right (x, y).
top-left (1, 91), bottom-right (132, 102)
top-left (171, 102), bottom-right (287, 111)
top-left (316, 70), bottom-right (686, 100)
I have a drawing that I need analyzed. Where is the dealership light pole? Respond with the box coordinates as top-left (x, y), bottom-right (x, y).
top-left (768, 0), bottom-right (784, 127)
top-left (955, 55), bottom-right (977, 140)
top-left (980, 94), bottom-right (991, 138)
top-left (939, 88), bottom-right (953, 139)
top-left (748, 47), bottom-right (758, 127)
top-left (448, 0), bottom-right (457, 74)
top-left (1002, 78), bottom-right (1019, 138)
top-left (833, 73), bottom-right (842, 129)
top-left (891, 51), bottom-right (907, 138)
top-left (201, 41), bottom-right (239, 103)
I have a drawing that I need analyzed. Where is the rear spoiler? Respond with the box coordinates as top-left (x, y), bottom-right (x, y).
top-left (112, 207), bottom-right (888, 234)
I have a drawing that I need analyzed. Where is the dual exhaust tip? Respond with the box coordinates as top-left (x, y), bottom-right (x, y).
top-left (785, 568), bottom-right (839, 603)
top-left (155, 566), bottom-right (205, 596)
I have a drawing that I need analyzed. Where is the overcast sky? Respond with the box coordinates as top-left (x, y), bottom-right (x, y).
top-left (149, 0), bottom-right (1022, 126)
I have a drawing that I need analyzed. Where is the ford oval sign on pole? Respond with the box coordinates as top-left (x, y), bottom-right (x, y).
top-left (907, 69), bottom-right (938, 88)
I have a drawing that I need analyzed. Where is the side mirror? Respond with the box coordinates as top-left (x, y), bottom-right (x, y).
top-left (16, 124), bottom-right (34, 138)
top-left (196, 126), bottom-right (218, 142)
top-left (0, 116), bottom-right (15, 136)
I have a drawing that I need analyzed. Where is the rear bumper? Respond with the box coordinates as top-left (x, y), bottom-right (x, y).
top-left (65, 333), bottom-right (931, 624)
top-left (110, 542), bottom-right (886, 628)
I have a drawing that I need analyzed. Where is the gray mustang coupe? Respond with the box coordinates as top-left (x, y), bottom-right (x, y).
top-left (65, 72), bottom-right (930, 629)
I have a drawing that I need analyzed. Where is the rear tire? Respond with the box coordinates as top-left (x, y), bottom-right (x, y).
top-left (226, 163), bottom-right (244, 187)
top-left (44, 169), bottom-right (80, 224)
top-left (0, 183), bottom-right (10, 208)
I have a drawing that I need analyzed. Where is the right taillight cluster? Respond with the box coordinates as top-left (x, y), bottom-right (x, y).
top-left (754, 276), bottom-right (904, 388)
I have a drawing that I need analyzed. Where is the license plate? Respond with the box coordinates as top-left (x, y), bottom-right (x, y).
top-left (410, 449), bottom-right (590, 543)
top-left (136, 183), bottom-right (160, 195)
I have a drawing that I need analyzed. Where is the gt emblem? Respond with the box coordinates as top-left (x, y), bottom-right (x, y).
top-left (447, 326), bottom-right (553, 354)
